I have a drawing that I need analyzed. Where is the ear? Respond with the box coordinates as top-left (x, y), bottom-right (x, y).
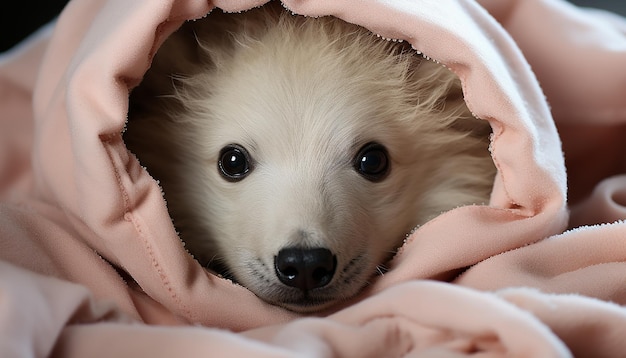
top-left (431, 62), bottom-right (491, 140)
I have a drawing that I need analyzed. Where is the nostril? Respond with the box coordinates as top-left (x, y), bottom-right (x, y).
top-left (281, 266), bottom-right (298, 280)
top-left (275, 247), bottom-right (337, 291)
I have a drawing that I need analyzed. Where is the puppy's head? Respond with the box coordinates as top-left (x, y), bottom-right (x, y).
top-left (126, 7), bottom-right (494, 312)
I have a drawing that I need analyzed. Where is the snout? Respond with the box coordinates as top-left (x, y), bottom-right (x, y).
top-left (274, 247), bottom-right (337, 291)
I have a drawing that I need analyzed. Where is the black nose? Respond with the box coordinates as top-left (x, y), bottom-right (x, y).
top-left (274, 247), bottom-right (337, 291)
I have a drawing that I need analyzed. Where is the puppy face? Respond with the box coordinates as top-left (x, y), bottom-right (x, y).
top-left (125, 6), bottom-right (495, 312)
top-left (195, 64), bottom-right (430, 311)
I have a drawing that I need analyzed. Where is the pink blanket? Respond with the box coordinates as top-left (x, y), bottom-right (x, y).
top-left (1, 0), bottom-right (626, 356)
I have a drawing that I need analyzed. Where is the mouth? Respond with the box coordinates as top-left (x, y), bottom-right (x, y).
top-left (231, 251), bottom-right (371, 312)
top-left (269, 289), bottom-right (340, 312)
top-left (254, 281), bottom-right (352, 313)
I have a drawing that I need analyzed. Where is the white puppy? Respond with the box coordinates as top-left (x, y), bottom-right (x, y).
top-left (125, 3), bottom-right (495, 312)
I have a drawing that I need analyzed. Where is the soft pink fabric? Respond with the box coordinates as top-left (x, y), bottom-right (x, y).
top-left (1, 0), bottom-right (626, 356)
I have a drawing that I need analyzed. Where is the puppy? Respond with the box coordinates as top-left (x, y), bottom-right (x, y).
top-left (125, 3), bottom-right (495, 312)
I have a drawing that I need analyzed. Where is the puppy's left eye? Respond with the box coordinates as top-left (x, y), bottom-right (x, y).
top-left (218, 144), bottom-right (253, 181)
top-left (354, 142), bottom-right (390, 182)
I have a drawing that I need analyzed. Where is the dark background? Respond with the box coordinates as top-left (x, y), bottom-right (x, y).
top-left (1, 1), bottom-right (626, 52)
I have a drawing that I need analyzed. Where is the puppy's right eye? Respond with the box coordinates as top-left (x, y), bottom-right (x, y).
top-left (218, 144), bottom-right (253, 181)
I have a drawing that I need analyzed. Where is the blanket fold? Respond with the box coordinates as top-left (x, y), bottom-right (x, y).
top-left (1, 0), bottom-right (626, 356)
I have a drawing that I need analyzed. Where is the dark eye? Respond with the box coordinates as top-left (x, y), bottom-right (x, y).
top-left (218, 144), bottom-right (253, 181)
top-left (354, 142), bottom-right (390, 181)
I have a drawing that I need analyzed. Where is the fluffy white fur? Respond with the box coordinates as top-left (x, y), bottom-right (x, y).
top-left (125, 3), bottom-right (495, 312)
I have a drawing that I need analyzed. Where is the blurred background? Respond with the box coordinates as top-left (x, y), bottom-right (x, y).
top-left (1, 0), bottom-right (626, 52)
top-left (571, 0), bottom-right (626, 14)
